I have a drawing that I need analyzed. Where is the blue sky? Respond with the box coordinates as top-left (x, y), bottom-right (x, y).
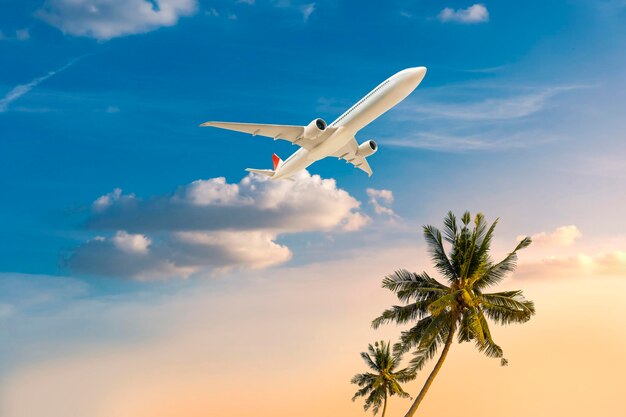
top-left (2, 2), bottom-right (626, 413)
top-left (2, 0), bottom-right (624, 276)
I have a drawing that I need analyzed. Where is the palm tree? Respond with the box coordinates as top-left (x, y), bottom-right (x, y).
top-left (372, 211), bottom-right (536, 417)
top-left (351, 340), bottom-right (416, 417)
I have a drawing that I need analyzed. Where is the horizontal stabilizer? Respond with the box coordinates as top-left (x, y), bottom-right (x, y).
top-left (245, 168), bottom-right (275, 178)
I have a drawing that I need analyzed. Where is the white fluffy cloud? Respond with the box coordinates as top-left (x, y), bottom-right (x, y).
top-left (438, 4), bottom-right (489, 24)
top-left (366, 188), bottom-right (397, 218)
top-left (37, 0), bottom-right (198, 40)
top-left (69, 171), bottom-right (370, 280)
top-left (111, 231), bottom-right (151, 254)
top-left (521, 225), bottom-right (582, 247)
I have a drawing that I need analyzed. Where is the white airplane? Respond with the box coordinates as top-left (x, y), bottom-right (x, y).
top-left (200, 67), bottom-right (427, 180)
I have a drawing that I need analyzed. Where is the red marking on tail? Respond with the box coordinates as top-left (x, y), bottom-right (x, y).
top-left (272, 153), bottom-right (281, 170)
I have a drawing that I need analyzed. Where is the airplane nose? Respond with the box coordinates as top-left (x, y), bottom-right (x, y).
top-left (394, 67), bottom-right (427, 88)
top-left (408, 66), bottom-right (427, 81)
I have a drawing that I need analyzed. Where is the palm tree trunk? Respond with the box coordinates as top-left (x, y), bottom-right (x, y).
top-left (381, 391), bottom-right (388, 417)
top-left (403, 319), bottom-right (458, 417)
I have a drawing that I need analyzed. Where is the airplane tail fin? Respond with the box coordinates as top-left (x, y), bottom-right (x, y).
top-left (272, 153), bottom-right (284, 170)
top-left (245, 153), bottom-right (285, 179)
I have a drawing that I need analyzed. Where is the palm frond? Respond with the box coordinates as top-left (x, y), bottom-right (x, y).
top-left (427, 291), bottom-right (461, 317)
top-left (473, 218), bottom-right (498, 266)
top-left (393, 316), bottom-right (435, 354)
top-left (407, 312), bottom-right (452, 370)
top-left (423, 225), bottom-right (458, 283)
top-left (473, 237), bottom-right (531, 290)
top-left (393, 367), bottom-right (417, 383)
top-left (475, 308), bottom-right (503, 358)
top-left (389, 379), bottom-right (411, 398)
top-left (364, 387), bottom-right (384, 414)
top-left (381, 270), bottom-right (449, 303)
top-left (464, 307), bottom-right (486, 347)
top-left (372, 301), bottom-right (431, 329)
top-left (360, 351), bottom-right (379, 372)
top-left (480, 290), bottom-right (535, 324)
top-left (442, 211), bottom-right (458, 244)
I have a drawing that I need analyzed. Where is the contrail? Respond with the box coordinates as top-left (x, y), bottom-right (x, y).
top-left (0, 57), bottom-right (80, 112)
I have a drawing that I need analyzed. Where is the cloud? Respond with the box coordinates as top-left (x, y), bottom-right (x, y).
top-left (37, 0), bottom-right (198, 40)
top-left (516, 251), bottom-right (626, 279)
top-left (366, 188), bottom-right (397, 218)
top-left (438, 3), bottom-right (489, 24)
top-left (111, 231), bottom-right (151, 254)
top-left (408, 86), bottom-right (579, 122)
top-left (301, 3), bottom-right (316, 21)
top-left (272, 0), bottom-right (316, 22)
top-left (0, 28), bottom-right (30, 41)
top-left (384, 130), bottom-right (558, 152)
top-left (0, 59), bottom-right (77, 113)
top-left (15, 29), bottom-right (30, 40)
top-left (522, 225), bottom-right (582, 247)
top-left (68, 171), bottom-right (370, 279)
top-left (384, 85), bottom-right (581, 152)
top-left (574, 154), bottom-right (626, 179)
top-left (105, 105), bottom-right (120, 113)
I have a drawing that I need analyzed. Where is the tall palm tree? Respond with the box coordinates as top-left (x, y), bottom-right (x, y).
top-left (351, 340), bottom-right (416, 417)
top-left (372, 211), bottom-right (536, 417)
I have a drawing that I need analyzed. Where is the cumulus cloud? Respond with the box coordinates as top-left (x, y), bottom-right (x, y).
top-left (516, 251), bottom-right (626, 280)
top-left (522, 225), bottom-right (582, 247)
top-left (37, 0), bottom-right (197, 40)
top-left (366, 188), bottom-right (397, 218)
top-left (438, 3), bottom-right (489, 24)
top-left (69, 171), bottom-right (370, 279)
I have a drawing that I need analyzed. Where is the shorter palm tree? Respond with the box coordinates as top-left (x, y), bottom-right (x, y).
top-left (351, 340), bottom-right (416, 417)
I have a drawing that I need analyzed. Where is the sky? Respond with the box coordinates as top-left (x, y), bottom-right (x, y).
top-left (1, 1), bottom-right (626, 416)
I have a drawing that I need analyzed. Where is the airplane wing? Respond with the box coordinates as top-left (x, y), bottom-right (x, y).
top-left (332, 138), bottom-right (373, 177)
top-left (200, 121), bottom-right (337, 150)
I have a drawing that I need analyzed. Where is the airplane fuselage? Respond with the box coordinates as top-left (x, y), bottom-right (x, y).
top-left (271, 67), bottom-right (426, 179)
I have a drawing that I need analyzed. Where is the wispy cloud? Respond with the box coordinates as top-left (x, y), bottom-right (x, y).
top-left (572, 154), bottom-right (626, 179)
top-left (438, 3), bottom-right (489, 24)
top-left (301, 3), bottom-right (315, 22)
top-left (463, 65), bottom-right (509, 74)
top-left (366, 188), bottom-right (398, 218)
top-left (0, 28), bottom-right (31, 41)
top-left (383, 83), bottom-right (582, 152)
top-left (384, 130), bottom-right (559, 152)
top-left (406, 86), bottom-right (581, 122)
top-left (272, 0), bottom-right (316, 22)
top-left (0, 59), bottom-right (78, 113)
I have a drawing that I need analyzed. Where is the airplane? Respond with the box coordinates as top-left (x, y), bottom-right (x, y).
top-left (200, 67), bottom-right (427, 180)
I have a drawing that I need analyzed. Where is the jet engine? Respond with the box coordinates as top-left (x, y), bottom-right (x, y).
top-left (303, 118), bottom-right (327, 139)
top-left (356, 140), bottom-right (378, 157)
